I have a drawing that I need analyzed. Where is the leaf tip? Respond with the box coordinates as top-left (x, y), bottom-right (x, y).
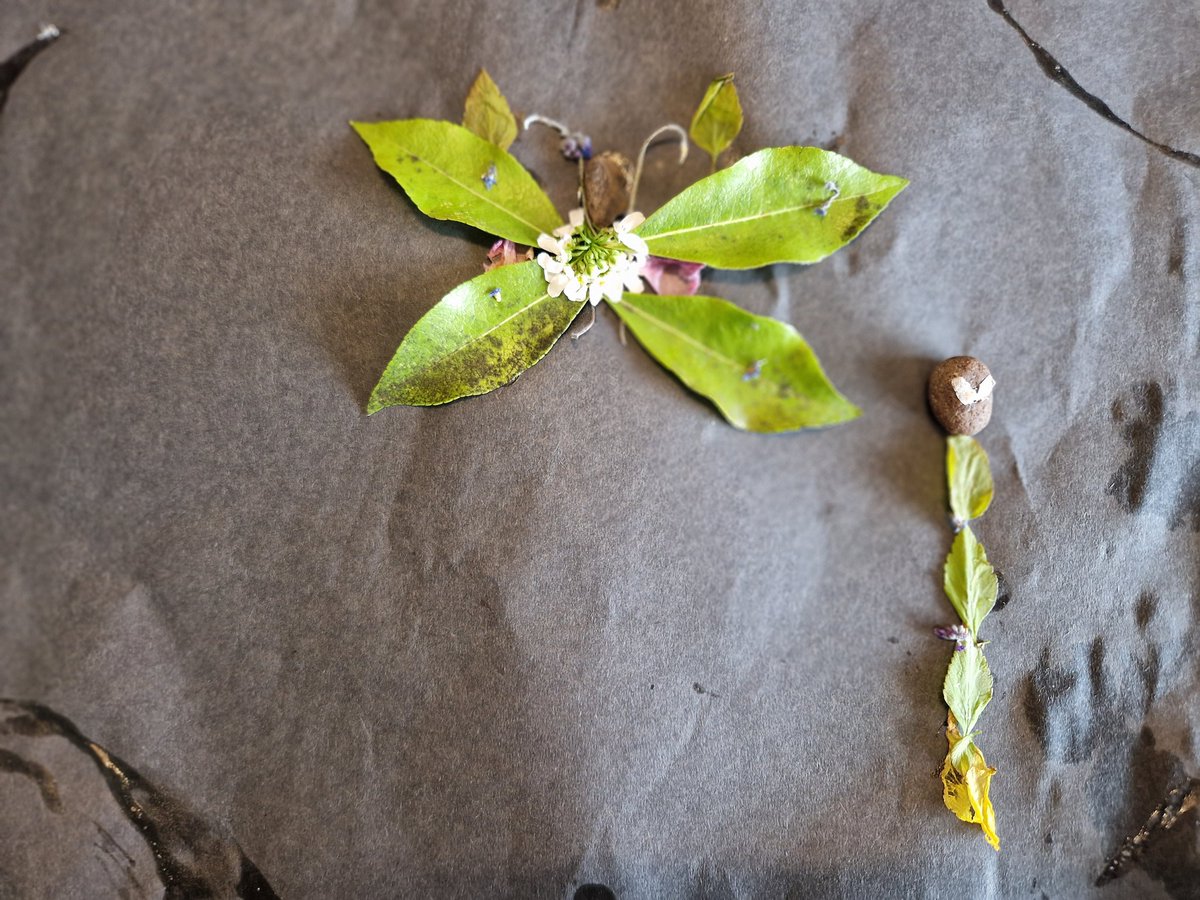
top-left (365, 389), bottom-right (387, 416)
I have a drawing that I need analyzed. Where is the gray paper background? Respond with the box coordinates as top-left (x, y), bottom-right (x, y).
top-left (2, 1), bottom-right (1198, 897)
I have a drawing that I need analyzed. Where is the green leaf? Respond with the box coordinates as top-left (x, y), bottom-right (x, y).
top-left (689, 73), bottom-right (743, 168)
top-left (351, 119), bottom-right (562, 246)
top-left (368, 262), bottom-right (581, 412)
top-left (947, 435), bottom-right (993, 523)
top-left (636, 147), bottom-right (908, 269)
top-left (943, 525), bottom-right (998, 637)
top-left (943, 643), bottom-right (993, 734)
top-left (609, 292), bottom-right (860, 432)
top-left (463, 69), bottom-right (518, 150)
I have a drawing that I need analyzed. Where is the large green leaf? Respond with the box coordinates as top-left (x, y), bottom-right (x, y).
top-left (944, 643), bottom-right (993, 735)
top-left (943, 525), bottom-right (998, 638)
top-left (609, 292), bottom-right (859, 432)
top-left (636, 147), bottom-right (908, 268)
top-left (463, 69), bottom-right (518, 150)
top-left (351, 119), bottom-right (562, 245)
top-left (689, 74), bottom-right (743, 168)
top-left (368, 262), bottom-right (581, 412)
top-left (947, 435), bottom-right (993, 524)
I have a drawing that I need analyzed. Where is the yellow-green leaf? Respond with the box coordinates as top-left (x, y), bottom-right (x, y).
top-left (367, 262), bottom-right (581, 412)
top-left (351, 119), bottom-right (562, 246)
top-left (941, 713), bottom-right (1000, 851)
top-left (610, 292), bottom-right (859, 432)
top-left (689, 73), bottom-right (743, 168)
top-left (463, 69), bottom-right (518, 150)
top-left (943, 642), bottom-right (993, 734)
top-left (636, 147), bottom-right (908, 269)
top-left (943, 525), bottom-right (998, 638)
top-left (947, 435), bottom-right (993, 523)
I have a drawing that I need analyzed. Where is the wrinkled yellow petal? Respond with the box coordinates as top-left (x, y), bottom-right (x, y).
top-left (941, 712), bottom-right (1000, 850)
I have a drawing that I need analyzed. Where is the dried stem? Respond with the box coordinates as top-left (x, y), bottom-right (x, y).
top-left (628, 123), bottom-right (688, 214)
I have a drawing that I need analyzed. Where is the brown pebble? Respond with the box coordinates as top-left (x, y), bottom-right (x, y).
top-left (928, 356), bottom-right (994, 435)
top-left (583, 151), bottom-right (633, 228)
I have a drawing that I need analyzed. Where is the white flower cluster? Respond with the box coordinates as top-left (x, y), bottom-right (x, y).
top-left (536, 209), bottom-right (648, 306)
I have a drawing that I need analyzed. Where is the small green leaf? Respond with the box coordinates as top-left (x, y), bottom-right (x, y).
top-left (944, 643), bottom-right (993, 734)
top-left (636, 147), bottom-right (908, 269)
top-left (368, 262), bottom-right (581, 412)
top-left (609, 292), bottom-right (859, 432)
top-left (463, 69), bottom-right (518, 150)
top-left (689, 73), bottom-right (743, 168)
top-left (351, 119), bottom-right (562, 246)
top-left (947, 435), bottom-right (993, 523)
top-left (943, 525), bottom-right (998, 637)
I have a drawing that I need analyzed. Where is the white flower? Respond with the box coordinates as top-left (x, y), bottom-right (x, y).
top-left (534, 208), bottom-right (647, 307)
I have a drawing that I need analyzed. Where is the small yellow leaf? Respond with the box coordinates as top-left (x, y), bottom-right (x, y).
top-left (941, 712), bottom-right (1000, 850)
top-left (463, 69), bottom-right (518, 150)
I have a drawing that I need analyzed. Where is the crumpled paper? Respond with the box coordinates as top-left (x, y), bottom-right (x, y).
top-left (1, 0), bottom-right (1197, 896)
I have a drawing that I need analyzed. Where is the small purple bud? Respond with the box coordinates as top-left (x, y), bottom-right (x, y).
top-left (934, 624), bottom-right (971, 650)
top-left (560, 133), bottom-right (593, 161)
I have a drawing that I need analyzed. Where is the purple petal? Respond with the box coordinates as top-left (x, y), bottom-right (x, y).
top-left (642, 256), bottom-right (705, 296)
top-left (933, 624), bottom-right (971, 644)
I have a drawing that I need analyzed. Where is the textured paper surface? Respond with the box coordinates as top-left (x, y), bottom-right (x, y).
top-left (1, 1), bottom-right (1197, 897)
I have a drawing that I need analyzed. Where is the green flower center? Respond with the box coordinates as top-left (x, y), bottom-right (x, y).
top-left (563, 224), bottom-right (626, 276)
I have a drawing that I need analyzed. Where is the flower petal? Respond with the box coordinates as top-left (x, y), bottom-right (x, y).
top-left (616, 211), bottom-right (645, 232)
top-left (537, 252), bottom-right (564, 274)
top-left (537, 233), bottom-right (563, 254)
top-left (621, 232), bottom-right (649, 257)
top-left (641, 256), bottom-right (705, 296)
top-left (568, 208), bottom-right (585, 228)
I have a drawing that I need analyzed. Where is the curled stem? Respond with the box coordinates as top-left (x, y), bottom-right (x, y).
top-left (522, 113), bottom-right (569, 136)
top-left (628, 123), bottom-right (688, 214)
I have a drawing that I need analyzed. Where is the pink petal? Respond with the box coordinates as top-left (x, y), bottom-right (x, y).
top-left (641, 256), bottom-right (705, 296)
top-left (484, 239), bottom-right (533, 271)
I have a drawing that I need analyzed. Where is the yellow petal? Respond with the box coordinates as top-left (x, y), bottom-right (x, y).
top-left (941, 712), bottom-right (1000, 850)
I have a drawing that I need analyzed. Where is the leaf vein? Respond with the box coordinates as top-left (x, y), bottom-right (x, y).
top-left (401, 148), bottom-right (548, 236)
top-left (616, 300), bottom-right (743, 371)
top-left (641, 188), bottom-right (890, 242)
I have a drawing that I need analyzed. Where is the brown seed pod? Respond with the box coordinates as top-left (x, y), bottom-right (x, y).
top-left (583, 151), bottom-right (633, 228)
top-left (928, 356), bottom-right (995, 435)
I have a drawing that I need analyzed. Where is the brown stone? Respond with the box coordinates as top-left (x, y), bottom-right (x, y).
top-left (928, 356), bottom-right (994, 435)
top-left (583, 151), bottom-right (633, 228)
